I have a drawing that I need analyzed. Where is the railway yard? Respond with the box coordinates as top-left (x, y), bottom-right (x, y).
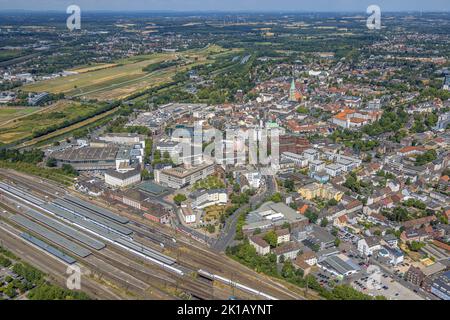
top-left (0, 168), bottom-right (310, 300)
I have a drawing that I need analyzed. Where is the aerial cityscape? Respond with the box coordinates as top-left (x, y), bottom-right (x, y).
top-left (0, 0), bottom-right (449, 305)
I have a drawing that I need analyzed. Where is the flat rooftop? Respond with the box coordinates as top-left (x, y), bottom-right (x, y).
top-left (52, 146), bottom-right (119, 161)
top-left (161, 164), bottom-right (213, 179)
top-left (139, 181), bottom-right (169, 195)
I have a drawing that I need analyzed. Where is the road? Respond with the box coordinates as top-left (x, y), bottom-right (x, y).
top-left (212, 175), bottom-right (276, 252)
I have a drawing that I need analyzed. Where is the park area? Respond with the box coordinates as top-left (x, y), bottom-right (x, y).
top-left (203, 205), bottom-right (227, 223)
top-left (193, 175), bottom-right (226, 190)
top-left (23, 45), bottom-right (227, 101)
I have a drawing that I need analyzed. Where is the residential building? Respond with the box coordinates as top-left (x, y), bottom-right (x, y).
top-left (272, 242), bottom-right (301, 263)
top-left (302, 149), bottom-right (320, 162)
top-left (309, 160), bottom-right (325, 173)
top-left (281, 152), bottom-right (309, 167)
top-left (357, 236), bottom-right (382, 256)
top-left (276, 229), bottom-right (290, 245)
top-left (325, 163), bottom-right (344, 177)
top-left (249, 236), bottom-right (270, 255)
top-left (298, 183), bottom-right (344, 201)
top-left (405, 266), bottom-right (425, 286)
top-left (190, 189), bottom-right (228, 209)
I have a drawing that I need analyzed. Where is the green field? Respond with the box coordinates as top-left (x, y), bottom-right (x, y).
top-left (0, 49), bottom-right (24, 62)
top-left (23, 45), bottom-right (228, 101)
top-left (0, 107), bottom-right (40, 124)
top-left (0, 100), bottom-right (104, 145)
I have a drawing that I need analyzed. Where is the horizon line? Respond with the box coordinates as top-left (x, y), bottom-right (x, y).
top-left (0, 9), bottom-right (450, 14)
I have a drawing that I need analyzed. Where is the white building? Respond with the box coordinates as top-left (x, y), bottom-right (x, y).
top-left (357, 237), bottom-right (382, 257)
top-left (156, 141), bottom-right (181, 159)
top-left (154, 164), bottom-right (215, 189)
top-left (181, 204), bottom-right (196, 224)
top-left (249, 236), bottom-right (270, 255)
top-left (190, 189), bottom-right (228, 209)
top-left (99, 133), bottom-right (146, 149)
top-left (309, 160), bottom-right (325, 173)
top-left (104, 168), bottom-right (141, 188)
top-left (303, 149), bottom-right (320, 162)
top-left (243, 171), bottom-right (262, 189)
top-left (281, 152), bottom-right (309, 167)
top-left (325, 163), bottom-right (345, 177)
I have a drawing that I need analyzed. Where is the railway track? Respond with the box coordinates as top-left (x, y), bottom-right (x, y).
top-left (0, 169), bottom-right (65, 199)
top-left (0, 191), bottom-right (220, 300)
top-left (0, 171), bottom-right (309, 300)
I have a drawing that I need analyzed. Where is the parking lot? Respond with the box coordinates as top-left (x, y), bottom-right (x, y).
top-left (351, 269), bottom-right (423, 300)
top-left (338, 229), bottom-right (360, 245)
top-left (314, 269), bottom-right (341, 290)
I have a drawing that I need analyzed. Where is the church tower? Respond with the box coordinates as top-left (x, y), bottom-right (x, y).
top-left (289, 78), bottom-right (297, 102)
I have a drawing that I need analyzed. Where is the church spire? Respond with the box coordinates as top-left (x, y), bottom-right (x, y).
top-left (289, 77), bottom-right (296, 102)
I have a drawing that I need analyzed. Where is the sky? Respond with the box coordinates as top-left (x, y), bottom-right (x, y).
top-left (0, 0), bottom-right (449, 12)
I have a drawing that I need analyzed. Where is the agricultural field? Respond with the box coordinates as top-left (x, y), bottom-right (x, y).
top-left (0, 100), bottom-right (106, 145)
top-left (23, 45), bottom-right (229, 101)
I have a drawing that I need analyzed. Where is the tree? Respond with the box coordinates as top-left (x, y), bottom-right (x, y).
top-left (173, 194), bottom-right (187, 206)
top-left (269, 193), bottom-right (283, 203)
top-left (253, 228), bottom-right (262, 235)
top-left (263, 231), bottom-right (278, 248)
top-left (343, 172), bottom-right (361, 193)
top-left (61, 164), bottom-right (78, 176)
top-left (327, 198), bottom-right (338, 207)
top-left (282, 222), bottom-right (291, 231)
top-left (321, 217), bottom-right (329, 228)
top-left (408, 241), bottom-right (425, 252)
top-left (305, 209), bottom-right (318, 224)
top-left (334, 238), bottom-right (341, 247)
top-left (206, 224), bottom-right (215, 234)
top-left (416, 150), bottom-right (437, 166)
top-left (154, 150), bottom-right (161, 161)
top-left (284, 179), bottom-right (295, 192)
top-left (141, 169), bottom-right (151, 181)
top-left (46, 158), bottom-right (57, 168)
